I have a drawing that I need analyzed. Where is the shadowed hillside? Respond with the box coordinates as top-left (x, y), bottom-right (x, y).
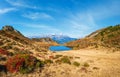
top-left (32, 37), bottom-right (58, 47)
top-left (0, 25), bottom-right (60, 76)
top-left (0, 25), bottom-right (58, 52)
top-left (0, 25), bottom-right (32, 45)
top-left (65, 24), bottom-right (120, 51)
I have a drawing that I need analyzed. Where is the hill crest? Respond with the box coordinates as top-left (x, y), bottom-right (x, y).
top-left (65, 24), bottom-right (120, 51)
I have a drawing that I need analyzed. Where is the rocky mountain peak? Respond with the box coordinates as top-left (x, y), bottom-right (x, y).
top-left (2, 25), bottom-right (15, 31)
top-left (2, 25), bottom-right (22, 35)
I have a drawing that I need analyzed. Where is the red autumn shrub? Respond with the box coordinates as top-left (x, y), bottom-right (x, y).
top-left (49, 55), bottom-right (54, 59)
top-left (0, 49), bottom-right (9, 55)
top-left (6, 54), bottom-right (43, 73)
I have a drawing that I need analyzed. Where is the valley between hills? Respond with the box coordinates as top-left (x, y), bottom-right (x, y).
top-left (0, 25), bottom-right (120, 77)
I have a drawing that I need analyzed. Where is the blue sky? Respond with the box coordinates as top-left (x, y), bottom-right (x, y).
top-left (0, 0), bottom-right (120, 38)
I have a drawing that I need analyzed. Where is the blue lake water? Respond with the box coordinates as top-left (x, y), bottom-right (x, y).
top-left (49, 46), bottom-right (71, 51)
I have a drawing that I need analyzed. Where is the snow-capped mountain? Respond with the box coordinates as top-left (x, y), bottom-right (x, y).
top-left (49, 35), bottom-right (77, 44)
top-left (29, 34), bottom-right (77, 44)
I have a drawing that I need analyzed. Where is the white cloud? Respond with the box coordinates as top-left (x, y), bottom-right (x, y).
top-left (19, 23), bottom-right (61, 32)
top-left (11, 23), bottom-right (62, 37)
top-left (87, 0), bottom-right (120, 20)
top-left (6, 0), bottom-right (24, 6)
top-left (61, 0), bottom-right (120, 38)
top-left (22, 12), bottom-right (54, 20)
top-left (0, 8), bottom-right (16, 14)
top-left (5, 0), bottom-right (62, 13)
top-left (62, 12), bottom-right (98, 38)
top-left (6, 0), bottom-right (38, 9)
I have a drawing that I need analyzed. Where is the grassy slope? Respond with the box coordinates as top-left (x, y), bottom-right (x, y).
top-left (65, 24), bottom-right (120, 50)
top-left (0, 26), bottom-right (59, 52)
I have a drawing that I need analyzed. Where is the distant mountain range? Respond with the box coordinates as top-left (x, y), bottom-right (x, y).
top-left (31, 35), bottom-right (77, 44)
top-left (49, 35), bottom-right (77, 44)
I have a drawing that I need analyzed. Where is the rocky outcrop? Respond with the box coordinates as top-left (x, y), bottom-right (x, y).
top-left (2, 25), bottom-right (22, 35)
top-left (2, 25), bottom-right (14, 31)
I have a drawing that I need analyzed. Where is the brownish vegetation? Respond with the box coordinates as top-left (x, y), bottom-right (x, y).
top-left (65, 24), bottom-right (120, 51)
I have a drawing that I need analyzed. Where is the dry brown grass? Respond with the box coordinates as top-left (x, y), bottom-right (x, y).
top-left (65, 25), bottom-right (120, 51)
top-left (47, 49), bottom-right (120, 77)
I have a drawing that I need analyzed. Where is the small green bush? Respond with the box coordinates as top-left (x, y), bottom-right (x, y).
top-left (93, 67), bottom-right (99, 70)
top-left (54, 55), bottom-right (63, 59)
top-left (73, 61), bottom-right (80, 67)
top-left (75, 57), bottom-right (80, 59)
top-left (13, 47), bottom-right (20, 51)
top-left (60, 56), bottom-right (71, 64)
top-left (44, 59), bottom-right (53, 64)
top-left (2, 45), bottom-right (12, 50)
top-left (36, 61), bottom-right (44, 67)
top-left (69, 56), bottom-right (73, 59)
top-left (83, 62), bottom-right (89, 67)
top-left (55, 59), bottom-right (61, 64)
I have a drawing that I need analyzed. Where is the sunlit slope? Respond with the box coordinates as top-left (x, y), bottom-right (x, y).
top-left (65, 24), bottom-right (120, 51)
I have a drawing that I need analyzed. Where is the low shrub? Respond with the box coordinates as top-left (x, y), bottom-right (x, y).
top-left (49, 55), bottom-right (54, 59)
top-left (0, 64), bottom-right (7, 74)
top-left (60, 56), bottom-right (71, 64)
top-left (44, 59), bottom-right (53, 64)
top-left (54, 55), bottom-right (63, 59)
top-left (80, 67), bottom-right (88, 73)
top-left (55, 59), bottom-right (61, 64)
top-left (0, 49), bottom-right (9, 55)
top-left (13, 47), bottom-right (20, 51)
top-left (6, 54), bottom-right (43, 74)
top-left (83, 62), bottom-right (89, 67)
top-left (2, 45), bottom-right (12, 50)
top-left (69, 56), bottom-right (73, 59)
top-left (93, 67), bottom-right (100, 70)
top-left (0, 41), bottom-right (3, 45)
top-left (14, 50), bottom-right (32, 55)
top-left (0, 56), bottom-right (6, 61)
top-left (75, 56), bottom-right (80, 59)
top-left (73, 61), bottom-right (80, 67)
top-left (36, 60), bottom-right (44, 67)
